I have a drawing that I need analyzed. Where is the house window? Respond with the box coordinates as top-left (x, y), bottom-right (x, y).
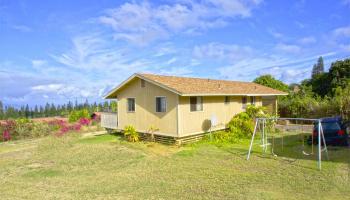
top-left (141, 79), bottom-right (146, 88)
top-left (156, 97), bottom-right (167, 112)
top-left (127, 98), bottom-right (135, 112)
top-left (242, 97), bottom-right (247, 109)
top-left (224, 96), bottom-right (230, 104)
top-left (190, 97), bottom-right (203, 112)
top-left (250, 96), bottom-right (256, 105)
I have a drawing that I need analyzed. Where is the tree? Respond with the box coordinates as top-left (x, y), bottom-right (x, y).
top-left (0, 100), bottom-right (3, 120)
top-left (25, 104), bottom-right (30, 118)
top-left (34, 105), bottom-right (39, 118)
top-left (328, 58), bottom-right (350, 92)
top-left (316, 56), bottom-right (324, 74)
top-left (333, 81), bottom-right (350, 119)
top-left (312, 56), bottom-right (325, 78)
top-left (253, 74), bottom-right (289, 92)
top-left (50, 103), bottom-right (56, 116)
top-left (44, 103), bottom-right (50, 117)
top-left (308, 73), bottom-right (331, 97)
top-left (67, 101), bottom-right (73, 111)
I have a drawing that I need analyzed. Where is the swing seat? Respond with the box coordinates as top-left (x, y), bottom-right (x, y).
top-left (302, 151), bottom-right (312, 156)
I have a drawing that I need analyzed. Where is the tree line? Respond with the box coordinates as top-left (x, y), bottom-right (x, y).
top-left (254, 57), bottom-right (350, 119)
top-left (0, 100), bottom-right (117, 120)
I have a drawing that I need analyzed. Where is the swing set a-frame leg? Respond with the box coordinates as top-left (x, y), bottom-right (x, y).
top-left (247, 119), bottom-right (259, 160)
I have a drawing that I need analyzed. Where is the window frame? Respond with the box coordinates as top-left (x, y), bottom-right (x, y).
top-left (127, 97), bottom-right (136, 113)
top-left (155, 96), bottom-right (167, 113)
top-left (190, 96), bottom-right (203, 112)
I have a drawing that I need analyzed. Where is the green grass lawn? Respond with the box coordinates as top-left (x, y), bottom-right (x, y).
top-left (0, 132), bottom-right (349, 200)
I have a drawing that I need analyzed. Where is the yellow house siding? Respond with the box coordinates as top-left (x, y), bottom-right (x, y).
top-left (117, 78), bottom-right (178, 137)
top-left (178, 96), bottom-right (262, 137)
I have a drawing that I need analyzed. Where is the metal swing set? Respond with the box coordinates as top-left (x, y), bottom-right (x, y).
top-left (247, 117), bottom-right (329, 170)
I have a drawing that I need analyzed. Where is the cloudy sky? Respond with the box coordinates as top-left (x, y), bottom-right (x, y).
top-left (0, 0), bottom-right (349, 107)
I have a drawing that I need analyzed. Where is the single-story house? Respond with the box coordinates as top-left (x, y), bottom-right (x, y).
top-left (102, 73), bottom-right (287, 144)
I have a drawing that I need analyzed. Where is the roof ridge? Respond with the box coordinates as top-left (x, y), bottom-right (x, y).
top-left (138, 73), bottom-right (254, 84)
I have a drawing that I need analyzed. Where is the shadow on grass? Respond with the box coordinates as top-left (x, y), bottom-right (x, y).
top-left (223, 134), bottom-right (350, 166)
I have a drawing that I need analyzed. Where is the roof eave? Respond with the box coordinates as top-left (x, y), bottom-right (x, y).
top-left (103, 74), bottom-right (138, 99)
top-left (103, 73), bottom-right (183, 99)
top-left (181, 93), bottom-right (288, 97)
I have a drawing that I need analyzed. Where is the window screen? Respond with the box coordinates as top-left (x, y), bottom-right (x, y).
top-left (250, 96), bottom-right (255, 105)
top-left (190, 97), bottom-right (203, 111)
top-left (156, 97), bottom-right (167, 112)
top-left (242, 97), bottom-right (247, 109)
top-left (225, 96), bottom-right (230, 104)
top-left (141, 79), bottom-right (145, 88)
top-left (127, 98), bottom-right (135, 112)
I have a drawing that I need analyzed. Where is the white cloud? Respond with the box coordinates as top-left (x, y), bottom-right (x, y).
top-left (166, 57), bottom-right (177, 65)
top-left (268, 29), bottom-right (284, 39)
top-left (12, 25), bottom-right (32, 32)
top-left (342, 0), bottom-right (350, 6)
top-left (31, 83), bottom-right (93, 99)
top-left (190, 59), bottom-right (201, 66)
top-left (275, 43), bottom-right (301, 53)
top-left (217, 52), bottom-right (337, 83)
top-left (98, 0), bottom-right (262, 45)
top-left (158, 67), bottom-right (192, 76)
top-left (51, 34), bottom-right (150, 73)
top-left (330, 26), bottom-right (350, 53)
top-left (193, 42), bottom-right (252, 61)
top-left (31, 59), bottom-right (47, 68)
top-left (333, 26), bottom-right (350, 38)
top-left (32, 84), bottom-right (65, 92)
top-left (153, 43), bottom-right (176, 57)
top-left (340, 44), bottom-right (350, 52)
top-left (298, 36), bottom-right (316, 45)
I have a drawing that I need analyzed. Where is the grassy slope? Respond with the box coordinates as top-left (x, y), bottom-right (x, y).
top-left (0, 133), bottom-right (349, 200)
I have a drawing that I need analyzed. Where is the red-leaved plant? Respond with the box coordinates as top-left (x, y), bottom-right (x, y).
top-left (2, 130), bottom-right (11, 141)
top-left (79, 118), bottom-right (91, 126)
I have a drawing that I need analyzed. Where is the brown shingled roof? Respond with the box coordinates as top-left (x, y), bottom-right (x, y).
top-left (105, 73), bottom-right (288, 98)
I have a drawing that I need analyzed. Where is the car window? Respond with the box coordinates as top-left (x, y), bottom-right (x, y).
top-left (322, 122), bottom-right (341, 131)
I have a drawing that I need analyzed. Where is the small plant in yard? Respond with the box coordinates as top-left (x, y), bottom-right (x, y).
top-left (147, 125), bottom-right (159, 142)
top-left (79, 118), bottom-right (91, 126)
top-left (2, 130), bottom-right (11, 141)
top-left (124, 125), bottom-right (139, 142)
top-left (68, 109), bottom-right (90, 123)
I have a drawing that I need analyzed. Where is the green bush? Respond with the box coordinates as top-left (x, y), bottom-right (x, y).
top-left (227, 112), bottom-right (254, 138)
top-left (13, 118), bottom-right (34, 140)
top-left (124, 125), bottom-right (139, 142)
top-left (245, 105), bottom-right (267, 118)
top-left (31, 122), bottom-right (52, 138)
top-left (68, 109), bottom-right (90, 123)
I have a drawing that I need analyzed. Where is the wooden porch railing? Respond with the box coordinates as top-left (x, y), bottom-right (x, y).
top-left (101, 112), bottom-right (118, 129)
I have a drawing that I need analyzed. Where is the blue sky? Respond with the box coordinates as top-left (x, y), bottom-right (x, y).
top-left (0, 0), bottom-right (350, 106)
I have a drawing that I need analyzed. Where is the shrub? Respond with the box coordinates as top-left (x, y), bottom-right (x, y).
top-left (31, 122), bottom-right (52, 138)
top-left (245, 105), bottom-right (267, 118)
top-left (226, 105), bottom-right (273, 140)
top-left (91, 114), bottom-right (101, 126)
top-left (79, 118), bottom-right (91, 126)
top-left (13, 118), bottom-right (34, 139)
top-left (68, 109), bottom-right (90, 123)
top-left (2, 130), bottom-right (11, 141)
top-left (227, 112), bottom-right (254, 138)
top-left (124, 125), bottom-right (139, 142)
